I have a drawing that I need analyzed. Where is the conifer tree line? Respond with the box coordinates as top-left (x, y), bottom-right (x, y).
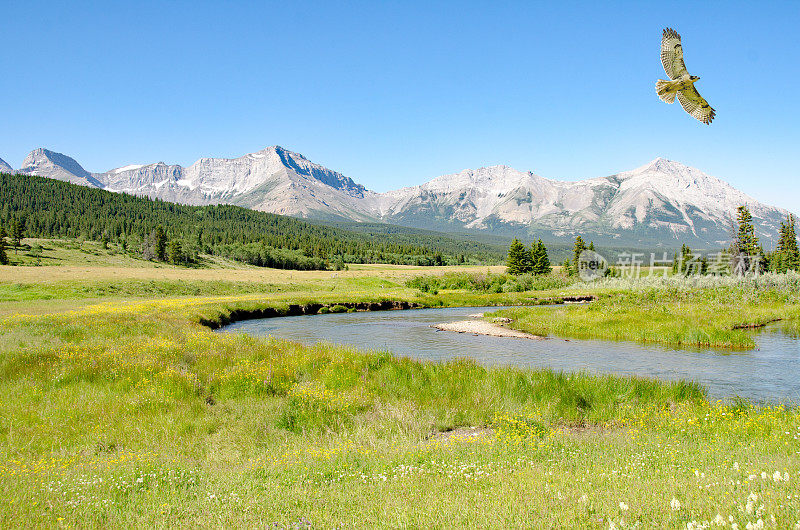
top-left (673, 205), bottom-right (799, 275)
top-left (0, 172), bottom-right (504, 269)
top-left (505, 238), bottom-right (552, 275)
top-left (671, 244), bottom-right (710, 276)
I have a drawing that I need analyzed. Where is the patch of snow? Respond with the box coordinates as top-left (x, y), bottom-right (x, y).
top-left (114, 164), bottom-right (145, 174)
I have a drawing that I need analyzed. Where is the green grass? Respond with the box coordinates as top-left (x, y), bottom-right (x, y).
top-left (0, 279), bottom-right (289, 302)
top-left (405, 271), bottom-right (576, 294)
top-left (5, 237), bottom-right (294, 271)
top-left (1, 272), bottom-right (799, 527)
top-left (489, 274), bottom-right (800, 349)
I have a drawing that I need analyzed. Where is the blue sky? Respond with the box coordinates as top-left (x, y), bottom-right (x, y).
top-left (1, 1), bottom-right (798, 212)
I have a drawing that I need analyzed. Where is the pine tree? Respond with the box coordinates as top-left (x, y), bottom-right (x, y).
top-left (539, 240), bottom-right (551, 274)
top-left (0, 224), bottom-right (8, 265)
top-left (678, 244), bottom-right (694, 275)
top-left (529, 242), bottom-right (540, 274)
top-left (572, 236), bottom-right (586, 276)
top-left (732, 206), bottom-right (759, 256)
top-left (168, 239), bottom-right (182, 265)
top-left (10, 219), bottom-right (23, 250)
top-left (777, 214), bottom-right (800, 272)
top-left (154, 226), bottom-right (167, 262)
top-left (731, 205), bottom-right (761, 275)
top-left (531, 239), bottom-right (551, 275)
top-left (506, 238), bottom-right (528, 275)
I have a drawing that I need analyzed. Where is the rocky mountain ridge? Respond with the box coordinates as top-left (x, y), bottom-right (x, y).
top-left (4, 146), bottom-right (791, 247)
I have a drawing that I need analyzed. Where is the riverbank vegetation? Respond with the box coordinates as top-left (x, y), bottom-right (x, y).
top-left (490, 273), bottom-right (800, 349)
top-left (1, 265), bottom-right (799, 526)
top-left (406, 270), bottom-right (574, 294)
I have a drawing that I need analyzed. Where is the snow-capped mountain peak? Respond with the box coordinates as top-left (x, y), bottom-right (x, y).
top-left (6, 146), bottom-right (792, 247)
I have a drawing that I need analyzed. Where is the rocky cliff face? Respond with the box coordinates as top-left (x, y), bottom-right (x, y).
top-left (96, 146), bottom-right (377, 220)
top-left (375, 158), bottom-right (788, 246)
top-left (0, 157), bottom-right (12, 173)
top-left (16, 148), bottom-right (105, 188)
top-left (4, 145), bottom-right (792, 247)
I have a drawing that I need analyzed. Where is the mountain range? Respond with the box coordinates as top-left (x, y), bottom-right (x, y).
top-left (4, 146), bottom-right (792, 248)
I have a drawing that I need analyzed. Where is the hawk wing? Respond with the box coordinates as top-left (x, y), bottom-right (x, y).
top-left (661, 27), bottom-right (687, 80)
top-left (677, 86), bottom-right (716, 124)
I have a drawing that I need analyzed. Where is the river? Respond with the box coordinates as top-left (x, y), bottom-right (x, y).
top-left (218, 305), bottom-right (800, 402)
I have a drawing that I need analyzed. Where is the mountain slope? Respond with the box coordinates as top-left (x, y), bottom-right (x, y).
top-left (97, 146), bottom-right (378, 221)
top-left (377, 158), bottom-right (790, 247)
top-left (0, 171), bottom-right (505, 266)
top-left (5, 145), bottom-right (792, 248)
top-left (0, 157), bottom-right (12, 174)
top-left (16, 148), bottom-right (106, 188)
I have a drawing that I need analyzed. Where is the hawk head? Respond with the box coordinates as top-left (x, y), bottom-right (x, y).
top-left (690, 75), bottom-right (700, 82)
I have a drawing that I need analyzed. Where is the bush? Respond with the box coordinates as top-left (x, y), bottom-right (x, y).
top-left (406, 272), bottom-right (574, 294)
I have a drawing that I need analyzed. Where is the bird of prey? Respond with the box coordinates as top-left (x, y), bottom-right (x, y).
top-left (656, 27), bottom-right (716, 124)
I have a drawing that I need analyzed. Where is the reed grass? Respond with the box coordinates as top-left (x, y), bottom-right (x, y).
top-left (491, 273), bottom-right (800, 349)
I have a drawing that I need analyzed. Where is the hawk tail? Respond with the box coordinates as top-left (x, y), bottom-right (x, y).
top-left (655, 79), bottom-right (676, 103)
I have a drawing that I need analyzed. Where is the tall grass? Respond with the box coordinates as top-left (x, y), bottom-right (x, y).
top-left (1, 278), bottom-right (799, 526)
top-left (491, 272), bottom-right (800, 348)
top-left (406, 271), bottom-right (575, 294)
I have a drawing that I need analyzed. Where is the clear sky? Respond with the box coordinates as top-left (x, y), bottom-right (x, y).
top-left (1, 1), bottom-right (798, 212)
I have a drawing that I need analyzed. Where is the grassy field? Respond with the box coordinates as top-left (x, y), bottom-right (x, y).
top-left (1, 256), bottom-right (799, 527)
top-left (489, 274), bottom-right (800, 349)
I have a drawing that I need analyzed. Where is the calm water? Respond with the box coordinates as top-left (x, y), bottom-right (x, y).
top-left (219, 306), bottom-right (800, 402)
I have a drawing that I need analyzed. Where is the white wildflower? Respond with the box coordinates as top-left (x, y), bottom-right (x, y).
top-left (733, 462), bottom-right (740, 471)
top-left (671, 497), bottom-right (682, 511)
top-left (760, 472), bottom-right (767, 480)
top-left (773, 471), bottom-right (782, 482)
top-left (712, 513), bottom-right (725, 526)
top-left (744, 519), bottom-right (764, 530)
top-left (619, 502), bottom-right (629, 511)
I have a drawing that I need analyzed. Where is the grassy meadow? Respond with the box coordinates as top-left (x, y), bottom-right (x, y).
top-left (1, 246), bottom-right (799, 527)
top-left (489, 274), bottom-right (800, 349)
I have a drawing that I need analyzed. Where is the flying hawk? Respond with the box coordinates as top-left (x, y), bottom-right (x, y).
top-left (656, 27), bottom-right (716, 124)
